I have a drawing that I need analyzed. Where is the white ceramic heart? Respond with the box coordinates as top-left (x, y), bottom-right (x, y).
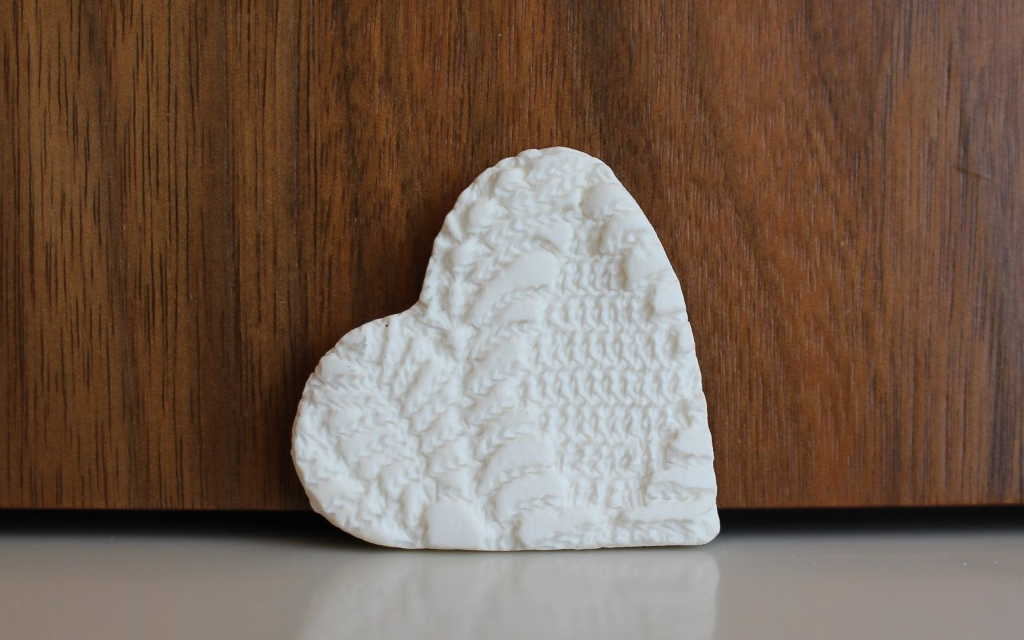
top-left (293, 147), bottom-right (718, 549)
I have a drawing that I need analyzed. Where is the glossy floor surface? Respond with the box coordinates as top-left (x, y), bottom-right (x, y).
top-left (1, 511), bottom-right (1022, 640)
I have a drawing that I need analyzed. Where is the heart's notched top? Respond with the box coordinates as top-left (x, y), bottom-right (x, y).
top-left (292, 147), bottom-right (718, 550)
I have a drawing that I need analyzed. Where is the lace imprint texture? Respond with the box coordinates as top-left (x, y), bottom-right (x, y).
top-left (292, 148), bottom-right (719, 549)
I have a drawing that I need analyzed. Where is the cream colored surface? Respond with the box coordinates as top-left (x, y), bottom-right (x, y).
top-left (1, 516), bottom-right (1022, 639)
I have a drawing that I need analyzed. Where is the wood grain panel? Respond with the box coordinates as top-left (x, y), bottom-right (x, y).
top-left (2, 0), bottom-right (1021, 509)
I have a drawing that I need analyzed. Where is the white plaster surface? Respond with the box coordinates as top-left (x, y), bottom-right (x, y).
top-left (293, 148), bottom-right (717, 549)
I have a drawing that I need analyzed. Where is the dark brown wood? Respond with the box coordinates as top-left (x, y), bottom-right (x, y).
top-left (2, 1), bottom-right (1022, 509)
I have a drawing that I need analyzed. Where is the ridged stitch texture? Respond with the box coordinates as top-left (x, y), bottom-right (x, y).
top-left (293, 147), bottom-right (719, 549)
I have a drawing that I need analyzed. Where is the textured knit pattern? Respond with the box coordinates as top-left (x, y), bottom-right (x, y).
top-left (292, 148), bottom-right (718, 549)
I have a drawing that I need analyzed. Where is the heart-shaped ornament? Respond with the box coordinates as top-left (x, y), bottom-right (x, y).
top-left (293, 148), bottom-right (718, 550)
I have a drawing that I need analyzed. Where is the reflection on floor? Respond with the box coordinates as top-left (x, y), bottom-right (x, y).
top-left (1, 509), bottom-right (1022, 640)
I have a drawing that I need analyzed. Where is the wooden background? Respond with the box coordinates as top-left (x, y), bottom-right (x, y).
top-left (2, 0), bottom-right (1022, 509)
